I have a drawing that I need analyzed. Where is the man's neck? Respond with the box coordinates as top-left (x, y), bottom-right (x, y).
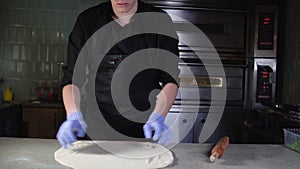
top-left (113, 14), bottom-right (135, 26)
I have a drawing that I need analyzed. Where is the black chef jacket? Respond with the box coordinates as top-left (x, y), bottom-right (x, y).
top-left (61, 0), bottom-right (179, 138)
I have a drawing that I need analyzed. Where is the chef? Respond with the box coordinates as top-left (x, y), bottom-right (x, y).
top-left (56, 0), bottom-right (179, 148)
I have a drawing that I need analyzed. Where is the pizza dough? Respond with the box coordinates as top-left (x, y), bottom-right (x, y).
top-left (54, 141), bottom-right (174, 169)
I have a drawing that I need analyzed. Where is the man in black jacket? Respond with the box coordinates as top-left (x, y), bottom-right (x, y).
top-left (56, 0), bottom-right (179, 148)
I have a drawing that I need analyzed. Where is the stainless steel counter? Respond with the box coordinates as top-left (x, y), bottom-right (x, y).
top-left (0, 101), bottom-right (20, 110)
top-left (0, 137), bottom-right (299, 169)
top-left (21, 101), bottom-right (64, 108)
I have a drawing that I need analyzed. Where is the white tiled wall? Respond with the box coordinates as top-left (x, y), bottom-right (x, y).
top-left (0, 0), bottom-right (106, 100)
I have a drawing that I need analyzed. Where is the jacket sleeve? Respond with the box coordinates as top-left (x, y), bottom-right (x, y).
top-left (60, 15), bottom-right (87, 90)
top-left (156, 14), bottom-right (180, 88)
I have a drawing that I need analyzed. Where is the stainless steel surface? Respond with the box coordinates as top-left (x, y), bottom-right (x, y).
top-left (1, 137), bottom-right (300, 169)
top-left (252, 58), bottom-right (277, 109)
top-left (251, 5), bottom-right (278, 109)
top-left (165, 113), bottom-right (195, 143)
top-left (143, 1), bottom-right (280, 143)
top-left (21, 101), bottom-right (64, 108)
top-left (147, 0), bottom-right (250, 143)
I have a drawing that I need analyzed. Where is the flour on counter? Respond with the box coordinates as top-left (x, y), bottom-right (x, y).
top-left (54, 141), bottom-right (174, 169)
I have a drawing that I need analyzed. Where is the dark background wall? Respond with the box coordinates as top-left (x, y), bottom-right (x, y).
top-left (277, 0), bottom-right (300, 105)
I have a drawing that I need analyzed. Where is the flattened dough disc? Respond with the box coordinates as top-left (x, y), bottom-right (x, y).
top-left (54, 141), bottom-right (173, 169)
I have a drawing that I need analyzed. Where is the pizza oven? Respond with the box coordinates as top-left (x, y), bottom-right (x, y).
top-left (144, 0), bottom-right (279, 143)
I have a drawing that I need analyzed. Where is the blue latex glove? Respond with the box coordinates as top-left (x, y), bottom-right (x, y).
top-left (56, 112), bottom-right (87, 148)
top-left (143, 112), bottom-right (172, 146)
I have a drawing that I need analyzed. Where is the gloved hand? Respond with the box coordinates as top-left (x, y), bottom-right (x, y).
top-left (143, 112), bottom-right (172, 146)
top-left (56, 112), bottom-right (87, 148)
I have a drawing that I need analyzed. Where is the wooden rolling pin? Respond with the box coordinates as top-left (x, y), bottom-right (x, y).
top-left (209, 136), bottom-right (230, 162)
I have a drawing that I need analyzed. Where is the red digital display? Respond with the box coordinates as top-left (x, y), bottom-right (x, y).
top-left (258, 13), bottom-right (274, 50)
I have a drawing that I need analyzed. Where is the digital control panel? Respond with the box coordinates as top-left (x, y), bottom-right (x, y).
top-left (258, 13), bottom-right (275, 50)
top-left (256, 65), bottom-right (273, 103)
top-left (252, 6), bottom-right (278, 109)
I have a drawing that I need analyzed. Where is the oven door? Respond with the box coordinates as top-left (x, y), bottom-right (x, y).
top-left (159, 5), bottom-right (249, 143)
